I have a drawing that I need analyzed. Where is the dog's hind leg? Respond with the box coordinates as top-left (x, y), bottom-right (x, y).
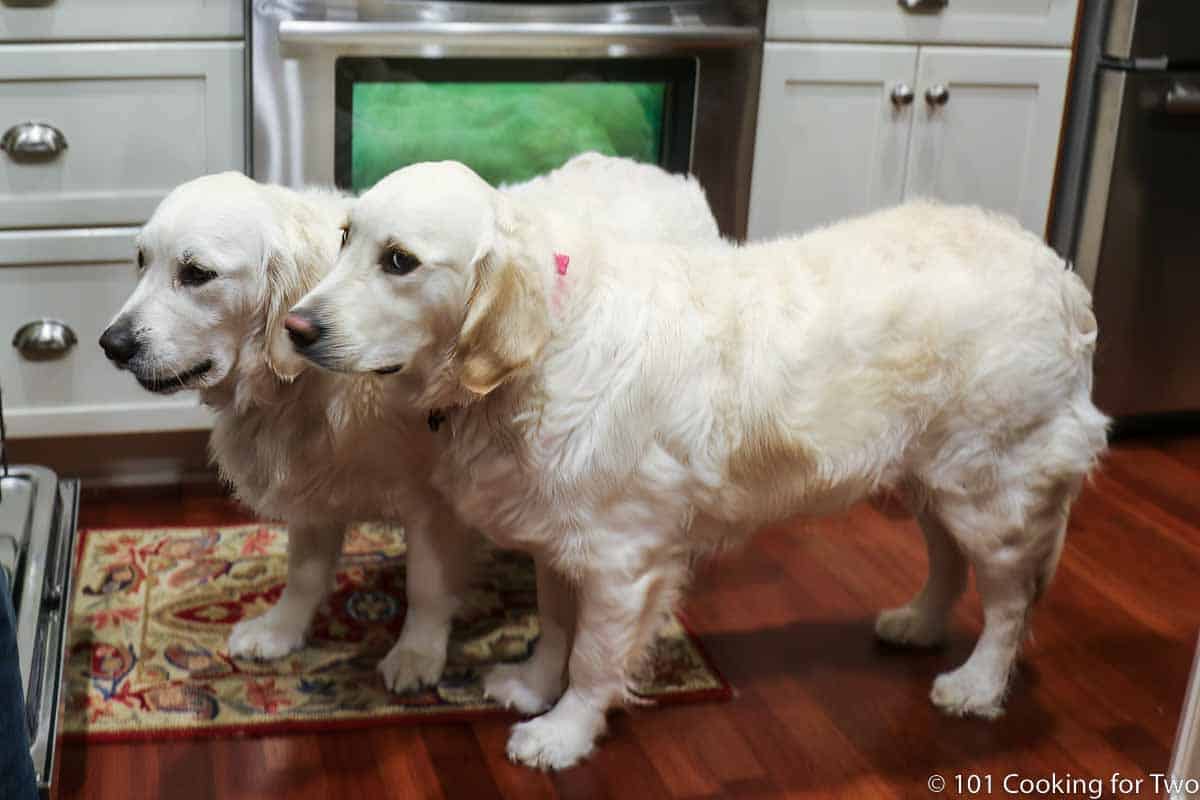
top-left (484, 559), bottom-right (575, 714)
top-left (926, 481), bottom-right (1076, 719)
top-left (875, 507), bottom-right (968, 647)
top-left (379, 500), bottom-right (477, 693)
top-left (229, 520), bottom-right (346, 660)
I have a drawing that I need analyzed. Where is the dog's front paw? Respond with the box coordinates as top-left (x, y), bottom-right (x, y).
top-left (930, 666), bottom-right (1007, 719)
top-left (377, 643), bottom-right (445, 694)
top-left (228, 612), bottom-right (306, 660)
top-left (874, 605), bottom-right (946, 648)
top-left (483, 661), bottom-right (562, 715)
top-left (506, 713), bottom-right (599, 771)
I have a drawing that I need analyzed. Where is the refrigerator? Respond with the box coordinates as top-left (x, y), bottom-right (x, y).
top-left (1051, 0), bottom-right (1200, 419)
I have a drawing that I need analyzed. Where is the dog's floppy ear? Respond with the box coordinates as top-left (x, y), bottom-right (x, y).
top-left (260, 218), bottom-right (329, 382)
top-left (262, 248), bottom-right (310, 382)
top-left (456, 195), bottom-right (550, 397)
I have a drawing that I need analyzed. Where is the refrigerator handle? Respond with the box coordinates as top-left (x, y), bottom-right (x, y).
top-left (1098, 54), bottom-right (1171, 72)
top-left (1164, 81), bottom-right (1200, 116)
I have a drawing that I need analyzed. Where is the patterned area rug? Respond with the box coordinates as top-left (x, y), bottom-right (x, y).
top-left (64, 523), bottom-right (728, 741)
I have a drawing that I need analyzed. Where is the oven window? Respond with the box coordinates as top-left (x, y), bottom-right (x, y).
top-left (335, 58), bottom-right (696, 192)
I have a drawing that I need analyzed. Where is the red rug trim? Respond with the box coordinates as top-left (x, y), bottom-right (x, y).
top-left (62, 685), bottom-right (732, 744)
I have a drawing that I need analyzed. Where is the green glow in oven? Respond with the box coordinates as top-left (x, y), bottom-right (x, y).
top-left (350, 82), bottom-right (667, 191)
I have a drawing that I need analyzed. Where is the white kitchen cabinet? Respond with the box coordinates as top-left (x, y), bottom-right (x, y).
top-left (749, 42), bottom-right (1071, 239)
top-left (0, 0), bottom-right (243, 42)
top-left (0, 228), bottom-right (211, 438)
top-left (749, 43), bottom-right (919, 237)
top-left (0, 43), bottom-right (244, 229)
top-left (767, 0), bottom-right (1079, 48)
top-left (904, 47), bottom-right (1070, 234)
top-left (0, 6), bottom-right (241, 441)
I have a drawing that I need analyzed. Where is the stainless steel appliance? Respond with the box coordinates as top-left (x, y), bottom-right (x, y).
top-left (0, 393), bottom-right (79, 798)
top-left (251, 0), bottom-right (765, 238)
top-left (1052, 0), bottom-right (1200, 418)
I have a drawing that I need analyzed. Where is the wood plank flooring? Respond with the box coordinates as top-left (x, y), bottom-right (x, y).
top-left (54, 432), bottom-right (1200, 799)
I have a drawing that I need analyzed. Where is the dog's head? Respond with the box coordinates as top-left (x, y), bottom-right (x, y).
top-left (289, 161), bottom-right (551, 400)
top-left (100, 172), bottom-right (337, 396)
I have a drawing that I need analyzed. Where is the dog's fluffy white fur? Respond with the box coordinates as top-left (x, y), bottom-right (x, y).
top-left (102, 154), bottom-right (721, 694)
top-left (293, 161), bottom-right (1109, 770)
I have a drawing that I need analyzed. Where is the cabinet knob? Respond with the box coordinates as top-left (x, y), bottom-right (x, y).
top-left (898, 0), bottom-right (948, 11)
top-left (890, 83), bottom-right (915, 107)
top-left (1, 122), bottom-right (67, 161)
top-left (925, 84), bottom-right (951, 106)
top-left (13, 320), bottom-right (77, 360)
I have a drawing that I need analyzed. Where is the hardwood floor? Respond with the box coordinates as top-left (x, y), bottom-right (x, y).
top-left (54, 433), bottom-right (1200, 799)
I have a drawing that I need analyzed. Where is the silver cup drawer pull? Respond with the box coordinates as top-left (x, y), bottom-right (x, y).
top-left (13, 320), bottom-right (77, 360)
top-left (1, 122), bottom-right (68, 161)
top-left (899, 0), bottom-right (948, 11)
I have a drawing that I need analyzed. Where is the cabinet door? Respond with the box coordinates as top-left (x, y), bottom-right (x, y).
top-left (904, 46), bottom-right (1070, 235)
top-left (749, 43), bottom-right (918, 240)
top-left (767, 0), bottom-right (1079, 48)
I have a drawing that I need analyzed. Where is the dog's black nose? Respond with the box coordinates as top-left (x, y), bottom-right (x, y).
top-left (99, 320), bottom-right (141, 365)
top-left (284, 312), bottom-right (323, 350)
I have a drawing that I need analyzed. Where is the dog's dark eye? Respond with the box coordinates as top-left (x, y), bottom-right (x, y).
top-left (136, 249), bottom-right (145, 271)
top-left (339, 226), bottom-right (349, 249)
top-left (381, 248), bottom-right (421, 276)
top-left (180, 263), bottom-right (217, 287)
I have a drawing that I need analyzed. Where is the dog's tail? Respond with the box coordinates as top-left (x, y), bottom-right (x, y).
top-left (1030, 264), bottom-right (1106, 601)
top-left (1060, 265), bottom-right (1099, 361)
top-left (1064, 263), bottom-right (1111, 467)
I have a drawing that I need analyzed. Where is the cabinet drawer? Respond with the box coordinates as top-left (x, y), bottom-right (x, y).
top-left (0, 228), bottom-right (211, 438)
top-left (0, 42), bottom-right (244, 230)
top-left (0, 0), bottom-right (242, 42)
top-left (767, 0), bottom-right (1080, 47)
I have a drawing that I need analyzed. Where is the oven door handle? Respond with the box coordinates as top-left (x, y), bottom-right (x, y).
top-left (277, 19), bottom-right (759, 52)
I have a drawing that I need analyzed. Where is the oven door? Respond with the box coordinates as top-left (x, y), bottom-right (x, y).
top-left (251, 1), bottom-right (764, 237)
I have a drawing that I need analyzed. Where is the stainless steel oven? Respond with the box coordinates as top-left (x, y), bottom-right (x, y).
top-left (250, 0), bottom-right (765, 238)
top-left (0, 411), bottom-right (79, 799)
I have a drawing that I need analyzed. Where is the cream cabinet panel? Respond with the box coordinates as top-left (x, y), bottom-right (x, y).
top-left (0, 228), bottom-right (211, 438)
top-left (749, 43), bottom-right (919, 240)
top-left (0, 0), bottom-right (243, 41)
top-left (904, 46), bottom-right (1070, 235)
top-left (767, 0), bottom-right (1079, 47)
top-left (0, 42), bottom-right (244, 230)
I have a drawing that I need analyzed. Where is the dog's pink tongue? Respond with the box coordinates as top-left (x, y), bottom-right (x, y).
top-left (555, 253), bottom-right (570, 275)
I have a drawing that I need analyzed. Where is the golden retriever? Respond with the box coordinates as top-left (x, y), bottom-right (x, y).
top-left (98, 155), bottom-right (721, 695)
top-left (287, 161), bottom-right (1108, 769)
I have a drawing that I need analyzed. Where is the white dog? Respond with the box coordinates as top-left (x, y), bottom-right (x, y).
top-left (288, 161), bottom-right (1109, 770)
top-left (98, 154), bottom-right (721, 695)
